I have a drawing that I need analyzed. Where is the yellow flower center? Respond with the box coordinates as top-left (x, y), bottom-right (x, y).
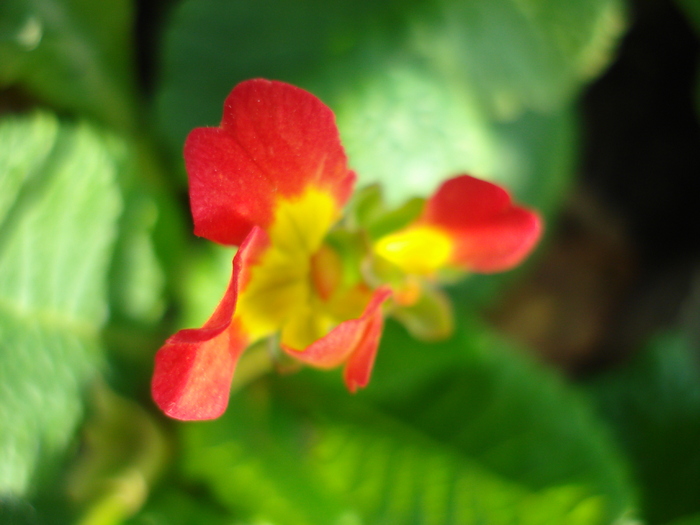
top-left (374, 225), bottom-right (453, 276)
top-left (233, 188), bottom-right (352, 350)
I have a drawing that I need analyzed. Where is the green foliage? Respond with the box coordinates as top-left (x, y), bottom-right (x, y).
top-left (0, 0), bottom-right (138, 132)
top-left (0, 112), bottom-right (122, 496)
top-left (4, 0), bottom-right (697, 523)
top-left (417, 0), bottom-right (626, 117)
top-left (677, 0), bottom-right (700, 35)
top-left (177, 244), bottom-right (236, 330)
top-left (368, 319), bottom-right (631, 501)
top-left (180, 320), bottom-right (633, 524)
top-left (108, 187), bottom-right (167, 328)
top-left (331, 63), bottom-right (576, 207)
top-left (665, 515), bottom-right (700, 525)
top-left (124, 489), bottom-right (234, 525)
top-left (587, 332), bottom-right (700, 524)
top-left (154, 0), bottom-right (622, 206)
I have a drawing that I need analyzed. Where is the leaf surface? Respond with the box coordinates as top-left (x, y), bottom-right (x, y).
top-left (180, 319), bottom-right (634, 524)
top-left (154, 0), bottom-right (620, 204)
top-left (587, 332), bottom-right (700, 524)
top-left (0, 112), bottom-right (122, 496)
top-left (0, 0), bottom-right (138, 131)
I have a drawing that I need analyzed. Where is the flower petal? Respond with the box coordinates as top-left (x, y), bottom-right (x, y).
top-left (449, 206), bottom-right (542, 273)
top-left (422, 175), bottom-right (512, 227)
top-left (185, 79), bottom-right (355, 246)
top-left (151, 227), bottom-right (268, 420)
top-left (423, 175), bottom-right (542, 273)
top-left (374, 225), bottom-right (453, 275)
top-left (151, 323), bottom-right (247, 420)
top-left (342, 291), bottom-right (390, 393)
top-left (281, 287), bottom-right (391, 391)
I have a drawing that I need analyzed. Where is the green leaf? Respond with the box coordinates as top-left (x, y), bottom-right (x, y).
top-left (99, 132), bottom-right (191, 377)
top-left (363, 320), bottom-right (633, 518)
top-left (305, 396), bottom-right (618, 524)
top-left (178, 243), bottom-right (236, 330)
top-left (413, 0), bottom-right (626, 118)
top-left (0, 0), bottom-right (138, 132)
top-left (154, 0), bottom-right (614, 205)
top-left (182, 384), bottom-right (353, 525)
top-left (330, 59), bottom-right (506, 204)
top-left (180, 319), bottom-right (633, 524)
top-left (107, 188), bottom-right (166, 327)
top-left (154, 0), bottom-right (334, 160)
top-left (586, 331), bottom-right (700, 524)
top-left (0, 112), bottom-right (122, 497)
top-left (65, 383), bottom-right (168, 525)
top-left (0, 497), bottom-right (39, 525)
top-left (664, 516), bottom-right (700, 525)
top-left (331, 61), bottom-right (577, 206)
top-left (676, 0), bottom-right (700, 34)
top-left (125, 488), bottom-right (234, 525)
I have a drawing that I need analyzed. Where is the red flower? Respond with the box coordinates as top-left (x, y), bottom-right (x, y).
top-left (152, 80), bottom-right (389, 420)
top-left (151, 79), bottom-right (543, 422)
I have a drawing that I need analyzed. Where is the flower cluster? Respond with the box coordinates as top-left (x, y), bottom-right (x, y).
top-left (151, 79), bottom-right (542, 420)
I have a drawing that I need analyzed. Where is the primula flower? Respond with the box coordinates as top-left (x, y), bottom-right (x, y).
top-left (152, 79), bottom-right (390, 420)
top-left (151, 78), bottom-right (542, 422)
top-left (374, 174), bottom-right (542, 277)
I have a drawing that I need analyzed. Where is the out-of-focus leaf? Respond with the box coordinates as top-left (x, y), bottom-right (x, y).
top-left (306, 395), bottom-right (620, 524)
top-left (124, 488), bottom-right (234, 525)
top-left (182, 384), bottom-right (352, 525)
top-left (0, 0), bottom-right (138, 132)
top-left (0, 498), bottom-right (39, 525)
top-left (363, 319), bottom-right (633, 519)
top-left (0, 112), bottom-right (122, 496)
top-left (154, 0), bottom-right (617, 204)
top-left (330, 59), bottom-right (504, 204)
top-left (332, 62), bottom-right (577, 206)
top-left (109, 188), bottom-right (166, 329)
top-left (66, 383), bottom-right (168, 525)
top-left (586, 332), bottom-right (700, 524)
top-left (155, 0), bottom-right (403, 159)
top-left (177, 243), bottom-right (236, 330)
top-left (180, 318), bottom-right (633, 524)
top-left (102, 140), bottom-right (190, 377)
top-left (664, 515), bottom-right (700, 525)
top-left (676, 0), bottom-right (700, 33)
top-left (414, 0), bottom-right (626, 119)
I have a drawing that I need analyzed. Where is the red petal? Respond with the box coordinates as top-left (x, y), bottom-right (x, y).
top-left (451, 206), bottom-right (542, 273)
top-left (151, 227), bottom-right (268, 420)
top-left (342, 293), bottom-right (389, 393)
top-left (151, 323), bottom-right (247, 420)
top-left (281, 288), bottom-right (391, 390)
top-left (422, 175), bottom-right (542, 273)
top-left (185, 79), bottom-right (355, 246)
top-left (423, 175), bottom-right (513, 227)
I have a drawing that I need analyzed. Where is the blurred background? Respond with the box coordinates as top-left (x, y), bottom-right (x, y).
top-left (1, 0), bottom-right (699, 523)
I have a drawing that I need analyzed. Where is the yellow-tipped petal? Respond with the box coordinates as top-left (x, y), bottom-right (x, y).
top-left (374, 225), bottom-right (453, 276)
